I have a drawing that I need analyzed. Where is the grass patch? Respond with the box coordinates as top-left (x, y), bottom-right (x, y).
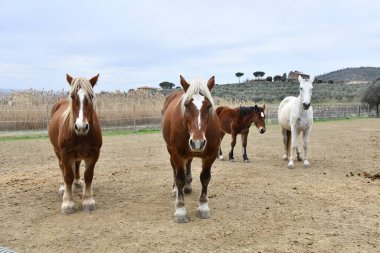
top-left (0, 128), bottom-right (161, 141)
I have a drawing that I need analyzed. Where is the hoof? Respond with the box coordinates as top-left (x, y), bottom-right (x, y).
top-left (196, 203), bottom-right (210, 219)
top-left (229, 159), bottom-right (235, 163)
top-left (61, 201), bottom-right (75, 214)
top-left (174, 207), bottom-right (188, 223)
top-left (218, 155), bottom-right (224, 161)
top-left (243, 159), bottom-right (250, 163)
top-left (297, 156), bottom-right (303, 162)
top-left (82, 198), bottom-right (96, 212)
top-left (304, 160), bottom-right (310, 168)
top-left (287, 162), bottom-right (294, 169)
top-left (282, 155), bottom-right (288, 161)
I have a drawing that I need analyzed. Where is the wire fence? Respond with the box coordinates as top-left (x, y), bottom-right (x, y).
top-left (0, 103), bottom-right (377, 137)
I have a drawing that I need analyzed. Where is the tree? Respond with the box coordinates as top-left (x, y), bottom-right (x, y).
top-left (253, 71), bottom-right (265, 79)
top-left (273, 75), bottom-right (282, 82)
top-left (159, 81), bottom-right (175, 89)
top-left (281, 73), bottom-right (287, 82)
top-left (266, 76), bottom-right (272, 82)
top-left (235, 72), bottom-right (244, 83)
top-left (362, 78), bottom-right (380, 117)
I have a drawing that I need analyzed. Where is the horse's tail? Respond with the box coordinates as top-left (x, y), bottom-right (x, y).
top-left (286, 130), bottom-right (291, 154)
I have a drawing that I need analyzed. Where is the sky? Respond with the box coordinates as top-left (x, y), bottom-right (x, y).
top-left (0, 0), bottom-right (379, 92)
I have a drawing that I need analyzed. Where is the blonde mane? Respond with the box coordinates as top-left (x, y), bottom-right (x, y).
top-left (62, 77), bottom-right (95, 129)
top-left (180, 78), bottom-right (215, 115)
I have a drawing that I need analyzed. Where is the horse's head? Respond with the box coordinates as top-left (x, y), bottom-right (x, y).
top-left (298, 75), bottom-right (314, 110)
top-left (252, 105), bottom-right (266, 134)
top-left (66, 74), bottom-right (99, 136)
top-left (180, 75), bottom-right (215, 153)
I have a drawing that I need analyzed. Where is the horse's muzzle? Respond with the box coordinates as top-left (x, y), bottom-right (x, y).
top-left (189, 139), bottom-right (207, 152)
top-left (259, 128), bottom-right (266, 134)
top-left (303, 103), bottom-right (311, 110)
top-left (74, 123), bottom-right (90, 136)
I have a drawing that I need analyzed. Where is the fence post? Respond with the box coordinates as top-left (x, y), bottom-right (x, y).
top-left (133, 104), bottom-right (136, 132)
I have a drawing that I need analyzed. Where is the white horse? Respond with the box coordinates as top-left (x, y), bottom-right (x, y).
top-left (278, 75), bottom-right (314, 168)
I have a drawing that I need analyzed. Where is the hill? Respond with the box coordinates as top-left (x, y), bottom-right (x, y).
top-left (210, 80), bottom-right (370, 104)
top-left (317, 67), bottom-right (380, 82)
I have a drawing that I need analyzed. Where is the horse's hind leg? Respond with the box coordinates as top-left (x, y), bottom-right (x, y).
top-left (184, 159), bottom-right (193, 194)
top-left (82, 152), bottom-right (100, 212)
top-left (218, 132), bottom-right (225, 160)
top-left (73, 161), bottom-right (83, 192)
top-left (281, 128), bottom-right (289, 160)
top-left (241, 132), bottom-right (249, 162)
top-left (197, 156), bottom-right (215, 219)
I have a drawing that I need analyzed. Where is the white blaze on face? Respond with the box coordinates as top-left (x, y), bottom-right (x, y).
top-left (192, 94), bottom-right (205, 129)
top-left (261, 112), bottom-right (265, 118)
top-left (75, 88), bottom-right (86, 128)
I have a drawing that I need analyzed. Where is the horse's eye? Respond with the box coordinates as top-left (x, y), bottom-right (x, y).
top-left (300, 88), bottom-right (303, 91)
top-left (70, 93), bottom-right (75, 99)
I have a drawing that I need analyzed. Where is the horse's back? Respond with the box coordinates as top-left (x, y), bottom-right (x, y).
top-left (216, 106), bottom-right (238, 134)
top-left (278, 96), bottom-right (297, 130)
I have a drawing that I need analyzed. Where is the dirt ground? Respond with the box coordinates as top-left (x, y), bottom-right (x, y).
top-left (0, 118), bottom-right (379, 253)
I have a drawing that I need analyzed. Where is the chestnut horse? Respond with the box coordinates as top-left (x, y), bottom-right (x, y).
top-left (48, 74), bottom-right (102, 214)
top-left (161, 75), bottom-right (221, 223)
top-left (216, 105), bottom-right (266, 162)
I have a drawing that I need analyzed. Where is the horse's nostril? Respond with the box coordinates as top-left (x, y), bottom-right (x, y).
top-left (84, 124), bottom-right (89, 131)
top-left (74, 124), bottom-right (79, 131)
top-left (200, 140), bottom-right (207, 150)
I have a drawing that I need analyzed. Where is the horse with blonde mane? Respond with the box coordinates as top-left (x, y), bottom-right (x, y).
top-left (278, 75), bottom-right (314, 168)
top-left (48, 74), bottom-right (102, 214)
top-left (161, 75), bottom-right (221, 223)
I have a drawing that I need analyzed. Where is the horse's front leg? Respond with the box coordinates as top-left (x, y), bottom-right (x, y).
top-left (241, 132), bottom-right (249, 162)
top-left (288, 127), bottom-right (299, 169)
top-left (184, 159), bottom-right (193, 194)
top-left (229, 131), bottom-right (237, 162)
top-left (61, 154), bottom-right (75, 214)
top-left (82, 151), bottom-right (100, 212)
top-left (218, 132), bottom-right (225, 160)
top-left (73, 161), bottom-right (83, 192)
top-left (303, 127), bottom-right (312, 168)
top-left (197, 156), bottom-right (216, 219)
top-left (172, 155), bottom-right (188, 223)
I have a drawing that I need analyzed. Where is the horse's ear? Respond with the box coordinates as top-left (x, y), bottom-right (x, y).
top-left (207, 76), bottom-right (215, 91)
top-left (66, 74), bottom-right (74, 85)
top-left (89, 74), bottom-right (100, 87)
top-left (263, 104), bottom-right (266, 110)
top-left (254, 104), bottom-right (258, 111)
top-left (298, 75), bottom-right (304, 83)
top-left (180, 75), bottom-right (190, 92)
top-left (309, 75), bottom-right (315, 83)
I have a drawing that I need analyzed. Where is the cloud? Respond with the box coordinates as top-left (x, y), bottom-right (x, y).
top-left (0, 0), bottom-right (379, 90)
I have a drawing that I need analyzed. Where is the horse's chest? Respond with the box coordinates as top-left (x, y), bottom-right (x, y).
top-left (294, 117), bottom-right (310, 130)
top-left (68, 143), bottom-right (96, 159)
